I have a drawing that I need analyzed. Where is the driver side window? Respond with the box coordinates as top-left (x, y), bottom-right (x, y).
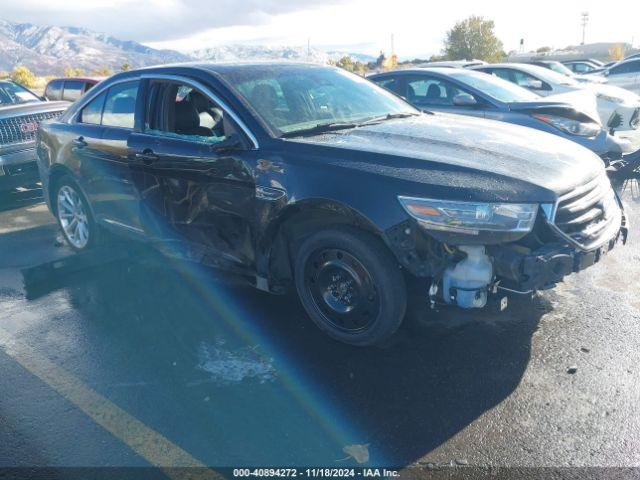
top-left (145, 80), bottom-right (231, 144)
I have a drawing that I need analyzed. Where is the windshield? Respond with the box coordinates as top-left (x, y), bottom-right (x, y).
top-left (220, 65), bottom-right (419, 136)
top-left (449, 70), bottom-right (540, 103)
top-left (0, 81), bottom-right (40, 105)
top-left (545, 62), bottom-right (576, 77)
top-left (524, 65), bottom-right (579, 86)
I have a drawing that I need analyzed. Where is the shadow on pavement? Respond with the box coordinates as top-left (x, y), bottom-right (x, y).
top-left (19, 246), bottom-right (548, 466)
top-left (0, 186), bottom-right (43, 213)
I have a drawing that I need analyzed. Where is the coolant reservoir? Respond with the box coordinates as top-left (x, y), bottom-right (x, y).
top-left (442, 245), bottom-right (493, 309)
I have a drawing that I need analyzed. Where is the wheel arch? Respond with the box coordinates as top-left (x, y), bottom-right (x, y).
top-left (257, 198), bottom-right (390, 291)
top-left (47, 165), bottom-right (95, 223)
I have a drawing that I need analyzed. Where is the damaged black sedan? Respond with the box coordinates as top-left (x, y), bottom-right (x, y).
top-left (36, 63), bottom-right (627, 346)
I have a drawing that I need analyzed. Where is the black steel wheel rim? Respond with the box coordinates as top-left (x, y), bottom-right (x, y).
top-left (304, 248), bottom-right (380, 333)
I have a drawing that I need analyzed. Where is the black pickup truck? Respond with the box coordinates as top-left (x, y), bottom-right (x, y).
top-left (0, 80), bottom-right (67, 193)
top-left (36, 63), bottom-right (627, 346)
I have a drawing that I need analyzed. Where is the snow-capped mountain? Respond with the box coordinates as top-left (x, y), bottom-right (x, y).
top-left (191, 44), bottom-right (329, 64)
top-left (0, 18), bottom-right (375, 75)
top-left (0, 19), bottom-right (189, 74)
top-left (190, 45), bottom-right (377, 65)
top-left (325, 51), bottom-right (377, 63)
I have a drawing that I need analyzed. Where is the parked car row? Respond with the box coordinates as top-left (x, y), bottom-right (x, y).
top-left (562, 58), bottom-right (604, 74)
top-left (470, 63), bottom-right (640, 133)
top-left (369, 67), bottom-right (633, 163)
top-left (594, 57), bottom-right (640, 94)
top-left (418, 57), bottom-right (640, 129)
top-left (33, 62), bottom-right (629, 346)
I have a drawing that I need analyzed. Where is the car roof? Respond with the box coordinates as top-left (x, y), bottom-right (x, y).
top-left (416, 60), bottom-right (485, 68)
top-left (47, 77), bottom-right (105, 83)
top-left (140, 61), bottom-right (329, 74)
top-left (604, 57), bottom-right (640, 71)
top-left (615, 57), bottom-right (640, 65)
top-left (563, 59), bottom-right (601, 64)
top-left (471, 62), bottom-right (544, 72)
top-left (370, 67), bottom-right (468, 76)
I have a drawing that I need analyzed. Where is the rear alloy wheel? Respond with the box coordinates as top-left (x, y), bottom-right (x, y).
top-left (294, 226), bottom-right (407, 346)
top-left (54, 177), bottom-right (96, 251)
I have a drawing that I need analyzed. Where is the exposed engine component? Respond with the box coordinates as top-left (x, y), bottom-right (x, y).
top-left (442, 245), bottom-right (493, 309)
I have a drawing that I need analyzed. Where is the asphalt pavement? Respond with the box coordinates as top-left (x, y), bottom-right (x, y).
top-left (0, 185), bottom-right (639, 478)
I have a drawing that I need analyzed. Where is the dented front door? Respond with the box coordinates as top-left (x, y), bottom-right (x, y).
top-left (127, 132), bottom-right (256, 271)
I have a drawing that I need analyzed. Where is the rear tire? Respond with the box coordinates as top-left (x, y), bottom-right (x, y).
top-left (53, 175), bottom-right (99, 252)
top-left (293, 226), bottom-right (407, 346)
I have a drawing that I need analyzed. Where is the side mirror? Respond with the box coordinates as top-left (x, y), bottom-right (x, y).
top-left (452, 93), bottom-right (478, 107)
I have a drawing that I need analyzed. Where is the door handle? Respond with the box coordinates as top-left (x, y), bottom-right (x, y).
top-left (135, 149), bottom-right (159, 165)
top-left (72, 136), bottom-right (87, 148)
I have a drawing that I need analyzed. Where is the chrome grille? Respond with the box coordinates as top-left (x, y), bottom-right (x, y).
top-left (552, 174), bottom-right (622, 251)
top-left (0, 111), bottom-right (63, 146)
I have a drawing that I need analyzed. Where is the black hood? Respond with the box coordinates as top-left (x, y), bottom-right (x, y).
top-left (289, 113), bottom-right (605, 198)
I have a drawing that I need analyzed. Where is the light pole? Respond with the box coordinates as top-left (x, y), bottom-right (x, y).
top-left (581, 12), bottom-right (589, 45)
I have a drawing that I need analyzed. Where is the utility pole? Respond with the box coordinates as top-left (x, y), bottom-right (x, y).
top-left (391, 33), bottom-right (395, 54)
top-left (581, 12), bottom-right (589, 45)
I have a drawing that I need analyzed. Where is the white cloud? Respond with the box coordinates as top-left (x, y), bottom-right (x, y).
top-left (2, 0), bottom-right (639, 56)
top-left (2, 0), bottom-right (346, 42)
top-left (146, 0), bottom-right (640, 57)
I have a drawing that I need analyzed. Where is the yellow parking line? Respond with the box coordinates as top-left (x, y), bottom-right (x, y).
top-left (0, 327), bottom-right (221, 480)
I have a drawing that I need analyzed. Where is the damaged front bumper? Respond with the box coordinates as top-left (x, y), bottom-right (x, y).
top-left (491, 229), bottom-right (626, 294)
top-left (386, 207), bottom-right (628, 310)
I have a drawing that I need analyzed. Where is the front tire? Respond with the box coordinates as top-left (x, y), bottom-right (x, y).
top-left (53, 175), bottom-right (98, 251)
top-left (294, 226), bottom-right (407, 346)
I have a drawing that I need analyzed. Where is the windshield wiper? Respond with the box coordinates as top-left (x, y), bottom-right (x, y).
top-left (281, 122), bottom-right (359, 138)
top-left (280, 112), bottom-right (421, 138)
top-left (357, 112), bottom-right (421, 126)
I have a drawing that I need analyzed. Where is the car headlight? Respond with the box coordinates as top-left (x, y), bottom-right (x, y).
top-left (398, 196), bottom-right (538, 235)
top-left (532, 114), bottom-right (601, 137)
top-left (596, 92), bottom-right (624, 103)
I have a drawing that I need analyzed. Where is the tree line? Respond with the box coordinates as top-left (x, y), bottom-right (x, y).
top-left (0, 64), bottom-right (131, 88)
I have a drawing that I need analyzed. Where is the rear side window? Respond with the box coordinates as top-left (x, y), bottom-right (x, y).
top-left (101, 82), bottom-right (139, 129)
top-left (45, 80), bottom-right (64, 100)
top-left (62, 80), bottom-right (85, 102)
top-left (79, 91), bottom-right (107, 124)
top-left (405, 76), bottom-right (466, 106)
top-left (373, 77), bottom-right (403, 96)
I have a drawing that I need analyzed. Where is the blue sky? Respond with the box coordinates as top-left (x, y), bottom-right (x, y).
top-left (4, 0), bottom-right (639, 57)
